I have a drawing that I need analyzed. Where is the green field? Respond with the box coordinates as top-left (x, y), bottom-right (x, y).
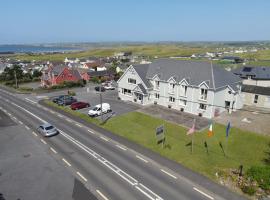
top-left (14, 44), bottom-right (214, 62)
top-left (44, 100), bottom-right (270, 180)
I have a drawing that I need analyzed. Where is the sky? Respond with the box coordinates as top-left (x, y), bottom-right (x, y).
top-left (0, 0), bottom-right (270, 44)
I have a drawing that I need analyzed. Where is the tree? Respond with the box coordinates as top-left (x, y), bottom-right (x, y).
top-left (1, 65), bottom-right (23, 82)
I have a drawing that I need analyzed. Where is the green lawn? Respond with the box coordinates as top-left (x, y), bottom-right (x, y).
top-left (44, 100), bottom-right (270, 180)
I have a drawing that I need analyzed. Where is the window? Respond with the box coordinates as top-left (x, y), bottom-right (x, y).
top-left (122, 88), bottom-right (132, 96)
top-left (200, 88), bottom-right (208, 100)
top-left (179, 99), bottom-right (187, 106)
top-left (155, 81), bottom-right (160, 89)
top-left (169, 83), bottom-right (175, 93)
top-left (169, 96), bottom-right (175, 102)
top-left (268, 96), bottom-right (270, 103)
top-left (128, 78), bottom-right (136, 84)
top-left (199, 103), bottom-right (207, 110)
top-left (254, 95), bottom-right (259, 104)
top-left (180, 85), bottom-right (187, 96)
top-left (155, 93), bottom-right (160, 99)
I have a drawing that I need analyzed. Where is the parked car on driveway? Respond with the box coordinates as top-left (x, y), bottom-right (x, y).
top-left (94, 86), bottom-right (105, 92)
top-left (57, 96), bottom-right (77, 106)
top-left (103, 84), bottom-right (115, 90)
top-left (88, 103), bottom-right (111, 117)
top-left (52, 95), bottom-right (70, 103)
top-left (37, 123), bottom-right (59, 137)
top-left (70, 101), bottom-right (90, 110)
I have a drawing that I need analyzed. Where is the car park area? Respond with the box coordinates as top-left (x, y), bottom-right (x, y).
top-left (44, 83), bottom-right (141, 119)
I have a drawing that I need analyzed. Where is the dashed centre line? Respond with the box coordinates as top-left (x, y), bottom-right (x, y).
top-left (100, 136), bottom-right (109, 141)
top-left (62, 158), bottom-right (71, 167)
top-left (25, 125), bottom-right (30, 130)
top-left (66, 118), bottom-right (72, 122)
top-left (32, 131), bottom-right (38, 136)
top-left (76, 171), bottom-right (87, 182)
top-left (116, 145), bottom-right (127, 151)
top-left (76, 123), bottom-right (82, 127)
top-left (136, 155), bottom-right (148, 163)
top-left (96, 190), bottom-right (109, 200)
top-left (193, 187), bottom-right (214, 200)
top-left (18, 121), bottom-right (23, 124)
top-left (160, 169), bottom-right (177, 179)
top-left (50, 147), bottom-right (57, 154)
top-left (40, 139), bottom-right (47, 144)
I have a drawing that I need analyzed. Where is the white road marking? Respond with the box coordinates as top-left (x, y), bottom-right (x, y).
top-left (62, 158), bottom-right (71, 167)
top-left (7, 112), bottom-right (11, 116)
top-left (100, 136), bottom-right (109, 141)
top-left (76, 171), bottom-right (87, 182)
top-left (25, 98), bottom-right (37, 104)
top-left (116, 145), bottom-right (127, 151)
top-left (193, 187), bottom-right (214, 200)
top-left (12, 117), bottom-right (17, 120)
top-left (66, 118), bottom-right (72, 122)
top-left (18, 121), bottom-right (23, 124)
top-left (160, 169), bottom-right (177, 179)
top-left (50, 110), bottom-right (55, 114)
top-left (8, 100), bottom-right (164, 200)
top-left (25, 125), bottom-right (30, 130)
top-left (32, 131), bottom-right (38, 136)
top-left (40, 139), bottom-right (47, 144)
top-left (76, 123), bottom-right (82, 127)
top-left (136, 155), bottom-right (148, 163)
top-left (96, 190), bottom-right (109, 200)
top-left (50, 147), bottom-right (57, 154)
top-left (87, 129), bottom-right (94, 134)
top-left (57, 114), bottom-right (63, 118)
top-left (11, 102), bottom-right (47, 123)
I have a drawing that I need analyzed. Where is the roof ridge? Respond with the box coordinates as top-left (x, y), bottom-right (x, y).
top-left (211, 61), bottom-right (216, 90)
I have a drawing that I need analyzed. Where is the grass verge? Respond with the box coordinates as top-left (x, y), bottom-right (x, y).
top-left (44, 100), bottom-right (270, 181)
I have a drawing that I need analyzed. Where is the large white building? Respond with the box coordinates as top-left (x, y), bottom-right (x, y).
top-left (117, 59), bottom-right (243, 118)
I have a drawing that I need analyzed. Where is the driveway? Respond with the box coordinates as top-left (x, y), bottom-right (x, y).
top-left (138, 104), bottom-right (209, 131)
top-left (214, 105), bottom-right (270, 135)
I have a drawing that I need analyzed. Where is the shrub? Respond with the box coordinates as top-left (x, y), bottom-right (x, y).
top-left (241, 185), bottom-right (256, 196)
top-left (18, 87), bottom-right (33, 92)
top-left (90, 77), bottom-right (100, 83)
top-left (246, 166), bottom-right (270, 190)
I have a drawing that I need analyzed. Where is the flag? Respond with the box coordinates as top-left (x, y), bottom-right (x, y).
top-left (187, 119), bottom-right (195, 135)
top-left (208, 123), bottom-right (213, 137)
top-left (226, 122), bottom-right (231, 138)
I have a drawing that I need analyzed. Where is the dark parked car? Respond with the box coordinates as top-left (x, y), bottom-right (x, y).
top-left (57, 96), bottom-right (77, 106)
top-left (95, 86), bottom-right (105, 92)
top-left (70, 101), bottom-right (90, 110)
top-left (52, 95), bottom-right (70, 103)
top-left (37, 123), bottom-right (59, 137)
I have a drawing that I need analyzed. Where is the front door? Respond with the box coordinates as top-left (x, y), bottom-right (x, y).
top-left (135, 93), bottom-right (143, 104)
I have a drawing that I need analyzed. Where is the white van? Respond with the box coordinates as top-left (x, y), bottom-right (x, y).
top-left (88, 103), bottom-right (111, 117)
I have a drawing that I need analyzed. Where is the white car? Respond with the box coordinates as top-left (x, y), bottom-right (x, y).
top-left (104, 84), bottom-right (115, 90)
top-left (88, 103), bottom-right (111, 117)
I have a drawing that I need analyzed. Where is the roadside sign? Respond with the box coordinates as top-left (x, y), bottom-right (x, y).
top-left (156, 125), bottom-right (165, 145)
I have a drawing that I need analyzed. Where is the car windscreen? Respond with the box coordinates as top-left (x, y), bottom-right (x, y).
top-left (45, 126), bottom-right (54, 130)
top-left (92, 107), bottom-right (99, 111)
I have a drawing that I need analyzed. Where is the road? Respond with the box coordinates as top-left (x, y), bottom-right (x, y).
top-left (0, 88), bottom-right (246, 200)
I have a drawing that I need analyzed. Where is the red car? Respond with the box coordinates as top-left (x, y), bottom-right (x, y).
top-left (70, 101), bottom-right (90, 110)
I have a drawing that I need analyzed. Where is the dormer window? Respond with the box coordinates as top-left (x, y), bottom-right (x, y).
top-left (169, 83), bottom-right (175, 93)
top-left (180, 85), bottom-right (187, 96)
top-left (200, 88), bottom-right (208, 100)
top-left (128, 78), bottom-right (136, 84)
top-left (155, 81), bottom-right (160, 90)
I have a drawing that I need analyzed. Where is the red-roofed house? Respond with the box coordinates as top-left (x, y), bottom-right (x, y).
top-left (41, 65), bottom-right (82, 87)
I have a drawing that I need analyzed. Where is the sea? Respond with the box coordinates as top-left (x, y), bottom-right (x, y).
top-left (0, 45), bottom-right (82, 54)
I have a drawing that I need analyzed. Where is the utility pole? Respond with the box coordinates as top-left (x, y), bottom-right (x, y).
top-left (14, 70), bottom-right (18, 89)
top-left (99, 84), bottom-right (103, 122)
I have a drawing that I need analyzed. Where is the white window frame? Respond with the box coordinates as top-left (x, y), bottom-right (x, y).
top-left (155, 93), bottom-right (160, 99)
top-left (200, 88), bottom-right (208, 101)
top-left (128, 78), bottom-right (136, 84)
top-left (155, 81), bottom-right (160, 90)
top-left (180, 85), bottom-right (187, 97)
top-left (122, 88), bottom-right (132, 96)
top-left (254, 94), bottom-right (259, 104)
top-left (169, 96), bottom-right (175, 103)
top-left (199, 103), bottom-right (207, 110)
top-left (179, 99), bottom-right (187, 106)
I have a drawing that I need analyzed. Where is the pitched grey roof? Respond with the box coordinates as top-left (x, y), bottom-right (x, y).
top-left (242, 84), bottom-right (270, 96)
top-left (137, 83), bottom-right (147, 95)
top-left (145, 59), bottom-right (241, 90)
top-left (232, 66), bottom-right (270, 80)
top-left (132, 64), bottom-right (151, 88)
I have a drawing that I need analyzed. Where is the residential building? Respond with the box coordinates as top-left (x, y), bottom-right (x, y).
top-left (41, 65), bottom-right (82, 87)
top-left (117, 59), bottom-right (243, 118)
top-left (233, 66), bottom-right (270, 108)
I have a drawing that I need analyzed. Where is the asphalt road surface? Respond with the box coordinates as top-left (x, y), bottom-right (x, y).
top-left (0, 87), bottom-right (246, 200)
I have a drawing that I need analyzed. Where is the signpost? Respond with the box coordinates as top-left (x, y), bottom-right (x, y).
top-left (156, 125), bottom-right (165, 148)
